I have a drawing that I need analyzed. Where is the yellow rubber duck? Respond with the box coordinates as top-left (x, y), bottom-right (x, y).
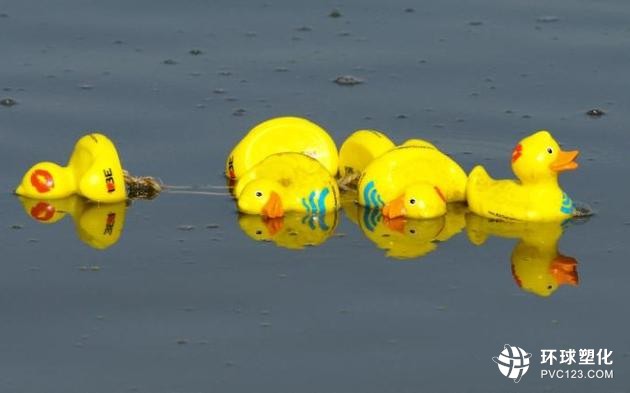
top-left (18, 196), bottom-right (127, 250)
top-left (238, 212), bottom-right (338, 249)
top-left (467, 130), bottom-right (579, 221)
top-left (338, 129), bottom-right (395, 184)
top-left (15, 133), bottom-right (126, 203)
top-left (343, 197), bottom-right (466, 259)
top-left (357, 143), bottom-right (468, 219)
top-left (235, 152), bottom-right (340, 217)
top-left (225, 116), bottom-right (339, 181)
top-left (466, 213), bottom-right (579, 297)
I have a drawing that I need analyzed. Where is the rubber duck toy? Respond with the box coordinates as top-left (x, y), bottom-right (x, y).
top-left (338, 129), bottom-right (395, 187)
top-left (466, 213), bottom-right (579, 297)
top-left (357, 141), bottom-right (468, 219)
top-left (467, 130), bottom-right (580, 222)
top-left (15, 133), bottom-right (127, 203)
top-left (342, 197), bottom-right (466, 259)
top-left (238, 211), bottom-right (339, 250)
top-left (235, 152), bottom-right (340, 217)
top-left (225, 116), bottom-right (339, 182)
top-left (18, 196), bottom-right (127, 250)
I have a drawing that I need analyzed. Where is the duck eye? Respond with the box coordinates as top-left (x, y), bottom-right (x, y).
top-left (409, 198), bottom-right (416, 205)
top-left (255, 191), bottom-right (263, 198)
top-left (255, 230), bottom-right (262, 235)
top-left (546, 147), bottom-right (553, 154)
top-left (409, 229), bottom-right (416, 234)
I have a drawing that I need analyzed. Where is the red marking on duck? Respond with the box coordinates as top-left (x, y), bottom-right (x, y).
top-left (511, 143), bottom-right (522, 163)
top-left (31, 169), bottom-right (54, 193)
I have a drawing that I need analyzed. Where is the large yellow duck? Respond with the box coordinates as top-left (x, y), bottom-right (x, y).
top-left (18, 196), bottom-right (127, 250)
top-left (15, 133), bottom-right (127, 203)
top-left (467, 130), bottom-right (579, 222)
top-left (235, 152), bottom-right (340, 217)
top-left (466, 213), bottom-right (579, 297)
top-left (238, 212), bottom-right (338, 249)
top-left (357, 142), bottom-right (468, 219)
top-left (225, 116), bottom-right (338, 181)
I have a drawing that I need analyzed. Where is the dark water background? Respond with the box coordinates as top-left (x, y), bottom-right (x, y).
top-left (1, 0), bottom-right (629, 392)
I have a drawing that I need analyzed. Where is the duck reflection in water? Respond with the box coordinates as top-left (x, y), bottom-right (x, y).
top-left (18, 196), bottom-right (127, 250)
top-left (238, 211), bottom-right (339, 250)
top-left (466, 213), bottom-right (579, 297)
top-left (343, 196), bottom-right (467, 259)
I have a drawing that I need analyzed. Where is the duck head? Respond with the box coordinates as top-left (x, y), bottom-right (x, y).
top-left (511, 130), bottom-right (579, 183)
top-left (16, 162), bottom-right (76, 199)
top-left (237, 179), bottom-right (285, 218)
top-left (382, 183), bottom-right (447, 219)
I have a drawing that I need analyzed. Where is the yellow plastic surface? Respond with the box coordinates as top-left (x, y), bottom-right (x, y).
top-left (338, 129), bottom-right (395, 178)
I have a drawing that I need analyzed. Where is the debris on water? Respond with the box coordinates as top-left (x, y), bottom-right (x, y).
top-left (218, 70), bottom-right (232, 76)
top-left (295, 26), bottom-right (312, 32)
top-left (124, 171), bottom-right (162, 200)
top-left (176, 338), bottom-right (189, 345)
top-left (78, 84), bottom-right (94, 90)
top-left (79, 265), bottom-right (101, 271)
top-left (396, 114), bottom-right (408, 119)
top-left (522, 114), bottom-right (532, 119)
top-left (233, 108), bottom-right (246, 116)
top-left (333, 75), bottom-right (363, 86)
top-left (162, 59), bottom-right (178, 65)
top-left (177, 225), bottom-right (195, 231)
top-left (213, 88), bottom-right (226, 94)
top-left (537, 15), bottom-right (560, 23)
top-left (404, 8), bottom-right (415, 13)
top-left (329, 9), bottom-right (342, 18)
top-left (189, 49), bottom-right (203, 55)
top-left (206, 224), bottom-right (220, 229)
top-left (112, 40), bottom-right (124, 45)
top-left (10, 224), bottom-right (23, 230)
top-left (1, 98), bottom-right (17, 107)
top-left (337, 31), bottom-right (351, 37)
top-left (586, 108), bottom-right (605, 117)
top-left (469, 21), bottom-right (483, 26)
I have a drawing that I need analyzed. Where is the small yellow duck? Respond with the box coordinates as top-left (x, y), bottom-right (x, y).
top-left (235, 152), bottom-right (340, 217)
top-left (238, 212), bottom-right (338, 249)
top-left (18, 196), bottom-right (127, 250)
top-left (467, 130), bottom-right (579, 222)
top-left (357, 143), bottom-right (468, 219)
top-left (226, 116), bottom-right (339, 180)
top-left (15, 133), bottom-right (126, 203)
top-left (344, 199), bottom-right (466, 260)
top-left (338, 129), bottom-right (395, 183)
top-left (466, 213), bottom-right (579, 297)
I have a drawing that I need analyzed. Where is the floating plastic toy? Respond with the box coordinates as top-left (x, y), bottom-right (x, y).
top-left (466, 213), bottom-right (578, 297)
top-left (16, 133), bottom-right (127, 203)
top-left (344, 198), bottom-right (466, 259)
top-left (225, 116), bottom-right (338, 181)
top-left (357, 143), bottom-right (468, 219)
top-left (235, 152), bottom-right (340, 217)
top-left (18, 196), bottom-right (127, 250)
top-left (338, 129), bottom-right (395, 183)
top-left (467, 130), bottom-right (579, 222)
top-left (238, 212), bottom-right (338, 249)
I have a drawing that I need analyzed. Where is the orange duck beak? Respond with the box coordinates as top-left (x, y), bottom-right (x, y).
top-left (262, 191), bottom-right (284, 218)
top-left (382, 195), bottom-right (405, 219)
top-left (550, 254), bottom-right (579, 286)
top-left (551, 149), bottom-right (579, 172)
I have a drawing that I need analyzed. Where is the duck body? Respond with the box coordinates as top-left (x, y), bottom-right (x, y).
top-left (357, 144), bottom-right (467, 219)
top-left (16, 133), bottom-right (126, 203)
top-left (467, 130), bottom-right (579, 222)
top-left (236, 153), bottom-right (340, 217)
top-left (226, 116), bottom-right (338, 180)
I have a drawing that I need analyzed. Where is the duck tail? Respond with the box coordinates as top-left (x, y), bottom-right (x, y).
top-left (466, 165), bottom-right (491, 193)
top-left (338, 130), bottom-right (395, 189)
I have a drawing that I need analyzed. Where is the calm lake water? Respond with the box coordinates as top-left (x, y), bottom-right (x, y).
top-left (1, 0), bottom-right (629, 392)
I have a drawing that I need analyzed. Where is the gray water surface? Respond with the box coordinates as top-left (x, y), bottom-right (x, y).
top-left (1, 1), bottom-right (629, 392)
